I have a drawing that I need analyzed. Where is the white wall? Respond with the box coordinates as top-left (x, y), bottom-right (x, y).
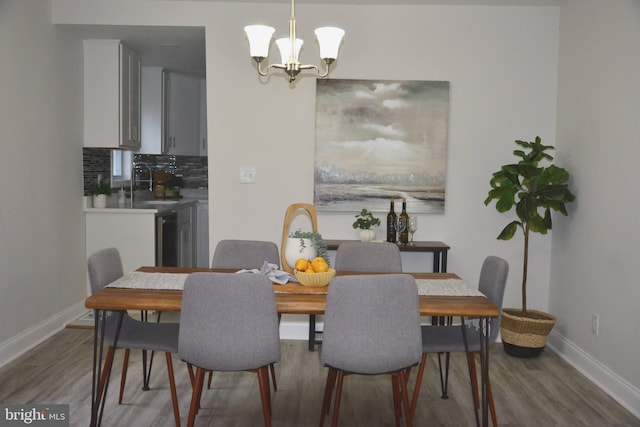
top-left (0, 0), bottom-right (86, 366)
top-left (549, 0), bottom-right (640, 416)
top-left (52, 0), bottom-right (561, 312)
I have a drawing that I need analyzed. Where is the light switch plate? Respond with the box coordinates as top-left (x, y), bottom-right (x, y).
top-left (239, 167), bottom-right (256, 184)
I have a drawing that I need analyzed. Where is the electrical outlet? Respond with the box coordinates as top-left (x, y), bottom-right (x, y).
top-left (592, 314), bottom-right (599, 335)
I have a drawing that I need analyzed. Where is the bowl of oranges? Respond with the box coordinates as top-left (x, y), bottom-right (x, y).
top-left (294, 257), bottom-right (335, 287)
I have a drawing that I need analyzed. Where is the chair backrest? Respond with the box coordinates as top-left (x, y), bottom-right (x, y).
top-left (477, 256), bottom-right (509, 342)
top-left (334, 242), bottom-right (402, 272)
top-left (321, 274), bottom-right (422, 375)
top-left (87, 247), bottom-right (124, 295)
top-left (179, 272), bottom-right (281, 372)
top-left (211, 239), bottom-right (280, 269)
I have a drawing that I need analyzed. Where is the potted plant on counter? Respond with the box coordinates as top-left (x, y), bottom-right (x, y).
top-left (484, 136), bottom-right (575, 357)
top-left (352, 209), bottom-right (381, 242)
top-left (90, 180), bottom-right (112, 208)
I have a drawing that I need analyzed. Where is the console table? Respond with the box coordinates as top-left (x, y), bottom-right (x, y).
top-left (324, 240), bottom-right (450, 272)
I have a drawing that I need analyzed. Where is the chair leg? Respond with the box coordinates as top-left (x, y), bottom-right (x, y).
top-left (269, 363), bottom-right (278, 391)
top-left (186, 363), bottom-right (195, 387)
top-left (187, 367), bottom-right (205, 427)
top-left (330, 371), bottom-right (345, 427)
top-left (409, 353), bottom-right (428, 419)
top-left (320, 368), bottom-right (337, 426)
top-left (391, 374), bottom-right (402, 427)
top-left (399, 369), bottom-right (413, 427)
top-left (97, 346), bottom-right (116, 406)
top-left (165, 353), bottom-right (180, 427)
top-left (256, 366), bottom-right (273, 427)
top-left (469, 354), bottom-right (480, 410)
top-left (118, 348), bottom-right (130, 404)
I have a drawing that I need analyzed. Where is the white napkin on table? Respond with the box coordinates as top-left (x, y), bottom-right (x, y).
top-left (235, 261), bottom-right (297, 285)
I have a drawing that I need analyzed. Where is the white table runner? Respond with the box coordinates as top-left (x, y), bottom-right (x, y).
top-left (107, 272), bottom-right (483, 297)
top-left (415, 279), bottom-right (484, 297)
top-left (107, 272), bottom-right (188, 290)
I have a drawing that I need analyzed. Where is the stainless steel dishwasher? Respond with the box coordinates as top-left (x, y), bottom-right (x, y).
top-left (156, 211), bottom-right (178, 267)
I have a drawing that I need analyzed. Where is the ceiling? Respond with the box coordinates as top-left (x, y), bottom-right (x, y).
top-left (63, 25), bottom-right (206, 77)
top-left (62, 0), bottom-right (564, 77)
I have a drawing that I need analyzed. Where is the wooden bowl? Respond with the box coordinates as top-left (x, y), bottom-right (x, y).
top-left (294, 269), bottom-right (336, 287)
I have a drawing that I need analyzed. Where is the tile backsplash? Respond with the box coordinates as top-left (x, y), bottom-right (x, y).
top-left (83, 148), bottom-right (208, 195)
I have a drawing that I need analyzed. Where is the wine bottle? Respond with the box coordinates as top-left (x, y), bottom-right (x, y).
top-left (399, 198), bottom-right (409, 245)
top-left (386, 198), bottom-right (397, 243)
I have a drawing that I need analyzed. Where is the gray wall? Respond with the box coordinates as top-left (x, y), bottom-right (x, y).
top-left (0, 0), bottom-right (85, 363)
top-left (550, 0), bottom-right (640, 415)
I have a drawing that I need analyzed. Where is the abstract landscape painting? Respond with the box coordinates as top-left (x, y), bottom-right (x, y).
top-left (314, 79), bottom-right (450, 214)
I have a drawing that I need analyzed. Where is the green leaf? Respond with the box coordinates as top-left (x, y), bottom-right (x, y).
top-left (497, 221), bottom-right (520, 240)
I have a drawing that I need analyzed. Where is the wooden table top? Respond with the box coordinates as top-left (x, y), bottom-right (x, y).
top-left (85, 267), bottom-right (498, 318)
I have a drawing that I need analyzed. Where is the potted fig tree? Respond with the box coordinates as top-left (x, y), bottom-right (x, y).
top-left (484, 136), bottom-right (575, 357)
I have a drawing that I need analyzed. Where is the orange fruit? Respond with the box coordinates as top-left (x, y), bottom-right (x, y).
top-left (311, 257), bottom-right (329, 273)
top-left (295, 258), bottom-right (309, 271)
top-left (304, 264), bottom-right (315, 273)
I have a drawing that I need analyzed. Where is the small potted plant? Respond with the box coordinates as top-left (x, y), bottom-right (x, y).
top-left (90, 180), bottom-right (112, 208)
top-left (285, 229), bottom-right (330, 268)
top-left (352, 208), bottom-right (381, 242)
top-left (485, 136), bottom-right (575, 357)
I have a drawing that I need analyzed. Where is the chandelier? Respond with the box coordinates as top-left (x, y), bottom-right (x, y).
top-left (244, 0), bottom-right (345, 83)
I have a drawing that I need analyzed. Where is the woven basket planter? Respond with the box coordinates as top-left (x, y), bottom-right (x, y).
top-left (500, 308), bottom-right (556, 358)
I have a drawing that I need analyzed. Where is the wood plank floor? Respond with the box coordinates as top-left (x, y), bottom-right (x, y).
top-left (0, 327), bottom-right (637, 426)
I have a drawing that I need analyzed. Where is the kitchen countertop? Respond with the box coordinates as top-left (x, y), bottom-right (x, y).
top-left (84, 198), bottom-right (199, 214)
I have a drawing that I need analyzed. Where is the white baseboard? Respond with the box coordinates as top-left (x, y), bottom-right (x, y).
top-left (0, 301), bottom-right (87, 369)
top-left (547, 330), bottom-right (640, 420)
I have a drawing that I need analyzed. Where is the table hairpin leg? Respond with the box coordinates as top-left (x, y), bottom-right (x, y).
top-left (460, 317), bottom-right (481, 427)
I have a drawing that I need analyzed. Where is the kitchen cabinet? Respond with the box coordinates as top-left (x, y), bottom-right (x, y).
top-left (177, 204), bottom-right (197, 268)
top-left (166, 73), bottom-right (201, 156)
top-left (83, 40), bottom-right (141, 150)
top-left (199, 79), bottom-right (208, 156)
top-left (195, 200), bottom-right (209, 267)
top-left (139, 68), bottom-right (205, 156)
top-left (84, 201), bottom-right (199, 294)
top-left (140, 67), bottom-right (168, 154)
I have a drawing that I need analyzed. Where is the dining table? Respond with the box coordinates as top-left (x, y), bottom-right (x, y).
top-left (85, 266), bottom-right (498, 427)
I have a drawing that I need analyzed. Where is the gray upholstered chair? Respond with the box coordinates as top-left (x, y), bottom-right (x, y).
top-left (308, 241), bottom-right (403, 351)
top-left (319, 274), bottom-right (422, 427)
top-left (410, 256), bottom-right (509, 426)
top-left (87, 247), bottom-right (181, 427)
top-left (209, 239), bottom-right (280, 390)
top-left (334, 241), bottom-right (402, 272)
top-left (179, 272), bottom-right (281, 427)
top-left (211, 239), bottom-right (280, 269)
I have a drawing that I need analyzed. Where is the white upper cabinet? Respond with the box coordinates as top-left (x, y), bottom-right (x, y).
top-left (140, 67), bottom-right (168, 154)
top-left (166, 73), bottom-right (201, 156)
top-left (83, 40), bottom-right (141, 150)
top-left (139, 68), bottom-right (205, 156)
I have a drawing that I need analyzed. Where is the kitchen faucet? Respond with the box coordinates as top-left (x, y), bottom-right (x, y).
top-left (130, 161), bottom-right (153, 205)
